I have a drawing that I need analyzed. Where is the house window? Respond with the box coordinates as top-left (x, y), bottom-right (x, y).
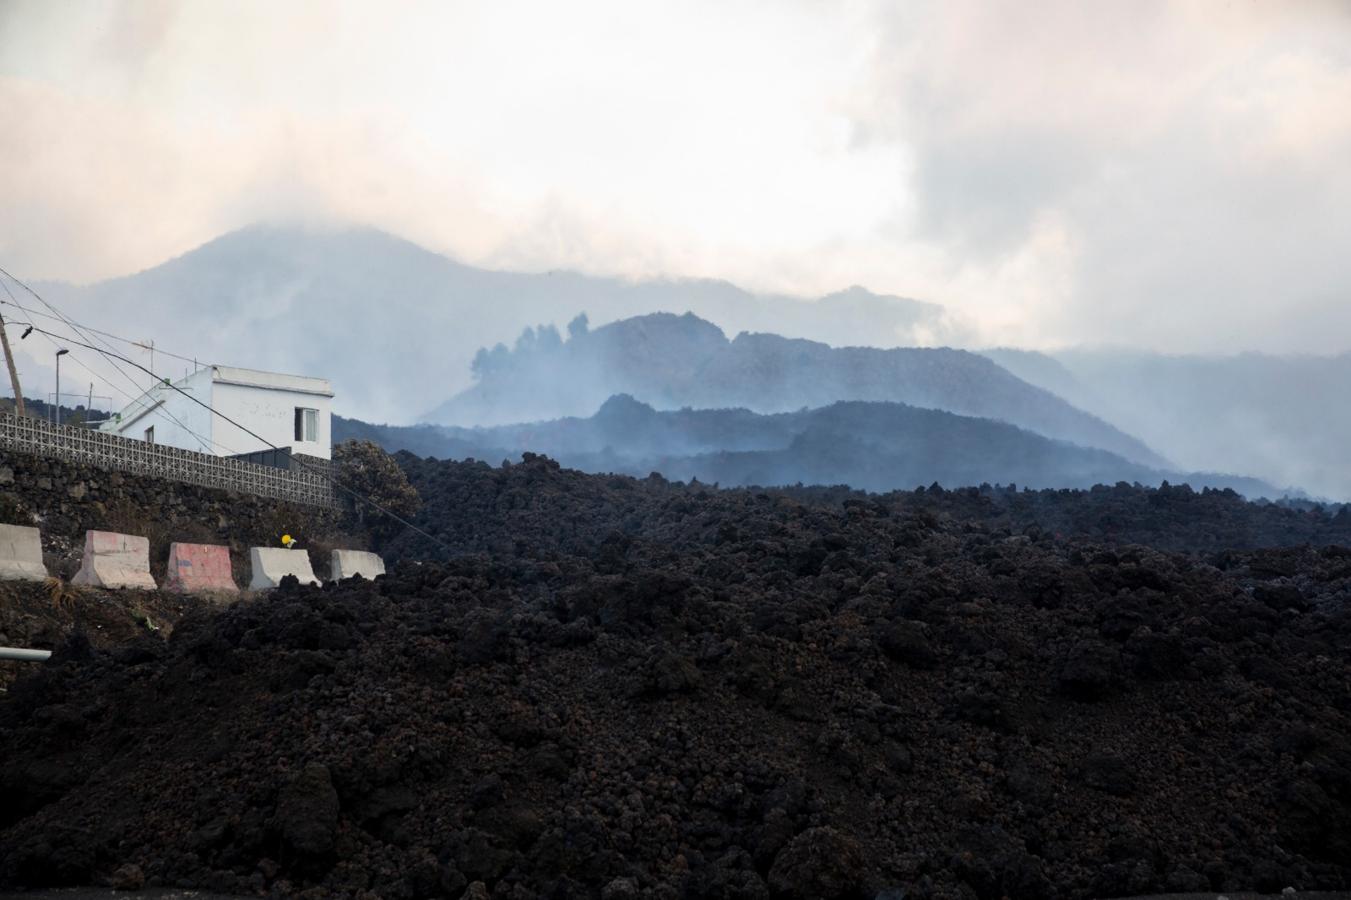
top-left (144, 426), bottom-right (155, 444)
top-left (295, 407), bottom-right (318, 442)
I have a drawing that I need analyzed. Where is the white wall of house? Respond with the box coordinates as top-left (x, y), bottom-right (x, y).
top-left (212, 377), bottom-right (333, 460)
top-left (103, 368), bottom-right (216, 453)
top-left (100, 366), bottom-right (333, 459)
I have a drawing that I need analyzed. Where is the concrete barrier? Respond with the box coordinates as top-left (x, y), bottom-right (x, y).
top-left (0, 524), bottom-right (48, 582)
top-left (248, 547), bottom-right (320, 590)
top-left (71, 530), bottom-right (157, 590)
top-left (164, 542), bottom-right (238, 594)
top-left (331, 549), bottom-right (386, 581)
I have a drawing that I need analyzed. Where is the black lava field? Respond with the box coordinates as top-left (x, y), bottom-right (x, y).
top-left (2, 454), bottom-right (1350, 899)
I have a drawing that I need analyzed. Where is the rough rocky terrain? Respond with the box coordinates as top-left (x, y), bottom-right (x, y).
top-left (0, 580), bottom-right (198, 692)
top-left (0, 453), bottom-right (1349, 899)
top-left (383, 453), bottom-right (1351, 561)
top-left (0, 450), bottom-right (358, 690)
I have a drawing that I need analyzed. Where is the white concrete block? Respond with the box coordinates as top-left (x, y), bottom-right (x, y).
top-left (0, 523), bottom-right (48, 582)
top-left (330, 549), bottom-right (385, 581)
top-left (71, 530), bottom-right (157, 590)
top-left (248, 547), bottom-right (320, 590)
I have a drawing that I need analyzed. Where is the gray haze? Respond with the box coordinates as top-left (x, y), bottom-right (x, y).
top-left (426, 308), bottom-right (1164, 470)
top-left (24, 226), bottom-right (963, 423)
top-left (338, 396), bottom-right (1279, 498)
top-left (3, 2), bottom-right (1350, 354)
top-left (6, 225), bottom-right (1346, 499)
top-left (7, 225), bottom-right (1346, 499)
top-left (2, 3), bottom-right (1349, 499)
top-left (983, 348), bottom-right (1351, 501)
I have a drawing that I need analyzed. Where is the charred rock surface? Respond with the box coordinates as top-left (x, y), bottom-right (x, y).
top-left (1, 455), bottom-right (1349, 899)
top-left (385, 453), bottom-right (1351, 561)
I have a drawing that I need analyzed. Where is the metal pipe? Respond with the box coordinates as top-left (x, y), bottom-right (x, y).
top-left (0, 647), bottom-right (52, 662)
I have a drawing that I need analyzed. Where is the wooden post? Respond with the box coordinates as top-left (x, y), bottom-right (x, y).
top-left (0, 311), bottom-right (25, 416)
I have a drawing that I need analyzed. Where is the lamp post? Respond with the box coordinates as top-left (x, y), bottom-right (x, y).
top-left (54, 348), bottom-right (68, 425)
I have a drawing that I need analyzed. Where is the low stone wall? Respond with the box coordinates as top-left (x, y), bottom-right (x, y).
top-left (0, 450), bottom-right (345, 584)
top-left (0, 411), bottom-right (336, 507)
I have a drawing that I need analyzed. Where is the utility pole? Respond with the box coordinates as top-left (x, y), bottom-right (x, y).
top-left (0, 312), bottom-right (25, 416)
top-left (55, 348), bottom-right (67, 425)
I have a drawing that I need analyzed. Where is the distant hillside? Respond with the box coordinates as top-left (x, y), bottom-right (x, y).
top-left (424, 311), bottom-right (1167, 467)
top-left (981, 347), bottom-right (1351, 501)
top-left (0, 397), bottom-right (112, 427)
top-left (34, 225), bottom-right (962, 424)
top-left (338, 395), bottom-right (1276, 497)
top-left (980, 348), bottom-right (1083, 402)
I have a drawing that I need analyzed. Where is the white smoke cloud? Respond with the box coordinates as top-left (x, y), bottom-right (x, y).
top-left (1, 0), bottom-right (1348, 353)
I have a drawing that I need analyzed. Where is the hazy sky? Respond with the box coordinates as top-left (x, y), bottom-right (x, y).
top-left (2, 0), bottom-right (1349, 352)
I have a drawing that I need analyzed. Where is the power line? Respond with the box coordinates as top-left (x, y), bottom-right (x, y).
top-left (9, 314), bottom-right (220, 453)
top-left (0, 270), bottom-right (222, 452)
top-left (0, 266), bottom-right (448, 550)
top-left (0, 267), bottom-right (156, 395)
top-left (0, 269), bottom-right (221, 453)
top-left (105, 376), bottom-right (236, 456)
top-left (0, 283), bottom-right (123, 403)
top-left (0, 298), bottom-right (201, 367)
top-left (0, 266), bottom-right (229, 451)
top-left (0, 286), bottom-right (123, 401)
top-left (11, 322), bottom-right (223, 454)
top-left (15, 321), bottom-right (452, 552)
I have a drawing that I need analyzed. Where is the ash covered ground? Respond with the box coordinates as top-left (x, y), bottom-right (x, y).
top-left (2, 454), bottom-right (1350, 899)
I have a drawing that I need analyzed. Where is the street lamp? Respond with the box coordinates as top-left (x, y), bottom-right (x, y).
top-left (54, 348), bottom-right (68, 425)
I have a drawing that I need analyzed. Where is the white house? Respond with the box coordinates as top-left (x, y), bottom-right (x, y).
top-left (100, 365), bottom-right (334, 460)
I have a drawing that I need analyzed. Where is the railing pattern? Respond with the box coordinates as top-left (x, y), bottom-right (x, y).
top-left (0, 412), bottom-right (337, 508)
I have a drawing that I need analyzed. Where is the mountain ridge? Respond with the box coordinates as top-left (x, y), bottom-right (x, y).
top-left (338, 394), bottom-right (1278, 497)
top-left (31, 224), bottom-right (961, 423)
top-left (426, 310), bottom-right (1168, 468)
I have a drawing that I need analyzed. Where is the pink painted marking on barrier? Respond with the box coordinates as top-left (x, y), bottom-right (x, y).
top-left (71, 530), bottom-right (157, 590)
top-left (88, 530), bottom-right (142, 555)
top-left (164, 542), bottom-right (238, 594)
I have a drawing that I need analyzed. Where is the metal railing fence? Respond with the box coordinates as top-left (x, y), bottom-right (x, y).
top-left (0, 411), bottom-right (337, 508)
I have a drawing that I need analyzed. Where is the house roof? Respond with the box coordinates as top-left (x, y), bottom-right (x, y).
top-left (210, 366), bottom-right (334, 397)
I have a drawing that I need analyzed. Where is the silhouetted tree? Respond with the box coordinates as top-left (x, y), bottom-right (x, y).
top-left (470, 343), bottom-right (511, 380)
top-left (334, 440), bottom-right (421, 533)
top-left (567, 312), bottom-right (589, 340)
top-left (536, 323), bottom-right (563, 351)
top-left (514, 326), bottom-right (538, 354)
